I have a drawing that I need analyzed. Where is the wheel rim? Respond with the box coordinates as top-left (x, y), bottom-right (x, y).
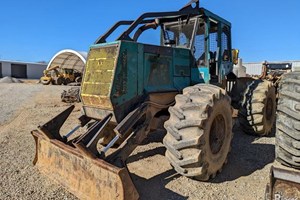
top-left (266, 97), bottom-right (274, 121)
top-left (209, 114), bottom-right (226, 154)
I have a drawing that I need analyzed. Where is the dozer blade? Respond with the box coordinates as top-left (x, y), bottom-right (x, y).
top-left (31, 130), bottom-right (139, 200)
top-left (265, 166), bottom-right (300, 200)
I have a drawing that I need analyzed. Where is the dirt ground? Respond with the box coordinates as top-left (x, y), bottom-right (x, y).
top-left (0, 82), bottom-right (287, 200)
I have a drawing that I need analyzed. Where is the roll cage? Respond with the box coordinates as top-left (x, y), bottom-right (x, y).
top-left (94, 0), bottom-right (233, 75)
top-left (95, 0), bottom-right (230, 45)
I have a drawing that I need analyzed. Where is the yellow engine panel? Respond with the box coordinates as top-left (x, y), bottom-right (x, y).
top-left (81, 44), bottom-right (119, 110)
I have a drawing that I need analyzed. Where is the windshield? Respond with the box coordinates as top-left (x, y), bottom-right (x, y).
top-left (162, 18), bottom-right (197, 48)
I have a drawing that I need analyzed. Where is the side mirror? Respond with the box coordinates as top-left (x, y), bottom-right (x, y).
top-left (232, 49), bottom-right (239, 65)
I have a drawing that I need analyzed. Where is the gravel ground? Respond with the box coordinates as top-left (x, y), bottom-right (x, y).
top-left (0, 83), bottom-right (289, 200)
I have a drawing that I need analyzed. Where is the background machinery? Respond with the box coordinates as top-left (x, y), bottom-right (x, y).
top-left (31, 1), bottom-right (279, 199)
top-left (260, 61), bottom-right (292, 89)
top-left (40, 65), bottom-right (61, 85)
top-left (40, 65), bottom-right (82, 85)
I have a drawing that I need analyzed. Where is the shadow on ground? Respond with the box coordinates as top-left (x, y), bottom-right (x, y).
top-left (212, 123), bottom-right (275, 183)
top-left (131, 170), bottom-right (187, 200)
top-left (125, 122), bottom-right (275, 198)
top-left (127, 131), bottom-right (188, 200)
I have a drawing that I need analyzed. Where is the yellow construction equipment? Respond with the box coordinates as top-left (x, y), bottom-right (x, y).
top-left (40, 65), bottom-right (62, 85)
top-left (40, 66), bottom-right (82, 85)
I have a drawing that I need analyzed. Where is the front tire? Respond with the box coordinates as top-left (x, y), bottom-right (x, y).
top-left (41, 78), bottom-right (51, 85)
top-left (163, 84), bottom-right (233, 180)
top-left (64, 78), bottom-right (71, 85)
top-left (55, 77), bottom-right (64, 85)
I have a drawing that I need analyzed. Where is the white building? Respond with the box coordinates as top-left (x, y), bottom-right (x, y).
top-left (0, 60), bottom-right (47, 79)
top-left (0, 49), bottom-right (87, 79)
top-left (243, 60), bottom-right (300, 75)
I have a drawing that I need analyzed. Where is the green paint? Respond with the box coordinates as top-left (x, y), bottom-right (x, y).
top-left (81, 7), bottom-right (234, 122)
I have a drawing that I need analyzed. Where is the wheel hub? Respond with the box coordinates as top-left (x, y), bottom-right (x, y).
top-left (209, 114), bottom-right (226, 154)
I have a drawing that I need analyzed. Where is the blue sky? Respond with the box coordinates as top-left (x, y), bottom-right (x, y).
top-left (0, 0), bottom-right (299, 63)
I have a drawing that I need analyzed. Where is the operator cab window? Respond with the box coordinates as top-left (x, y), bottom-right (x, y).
top-left (194, 22), bottom-right (205, 66)
top-left (194, 20), bottom-right (219, 67)
top-left (221, 26), bottom-right (230, 62)
top-left (161, 18), bottom-right (197, 48)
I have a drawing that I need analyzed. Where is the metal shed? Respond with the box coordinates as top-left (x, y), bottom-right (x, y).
top-left (46, 49), bottom-right (87, 73)
top-left (0, 60), bottom-right (47, 79)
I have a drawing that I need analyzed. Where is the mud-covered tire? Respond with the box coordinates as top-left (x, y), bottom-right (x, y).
top-left (163, 84), bottom-right (233, 181)
top-left (275, 71), bottom-right (300, 169)
top-left (238, 80), bottom-right (276, 136)
top-left (75, 76), bottom-right (82, 83)
top-left (64, 78), bottom-right (71, 85)
top-left (55, 77), bottom-right (64, 85)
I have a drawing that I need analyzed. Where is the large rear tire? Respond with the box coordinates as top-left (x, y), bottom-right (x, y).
top-left (163, 84), bottom-right (233, 180)
top-left (55, 77), bottom-right (64, 85)
top-left (239, 80), bottom-right (276, 136)
top-left (275, 71), bottom-right (300, 169)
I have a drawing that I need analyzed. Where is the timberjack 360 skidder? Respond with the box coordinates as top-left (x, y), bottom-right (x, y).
top-left (31, 1), bottom-right (277, 199)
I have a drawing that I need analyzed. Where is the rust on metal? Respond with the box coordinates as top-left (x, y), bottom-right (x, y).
top-left (31, 130), bottom-right (139, 200)
top-left (114, 49), bottom-right (128, 97)
top-left (38, 105), bottom-right (75, 140)
top-left (271, 180), bottom-right (300, 200)
top-left (265, 166), bottom-right (300, 200)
